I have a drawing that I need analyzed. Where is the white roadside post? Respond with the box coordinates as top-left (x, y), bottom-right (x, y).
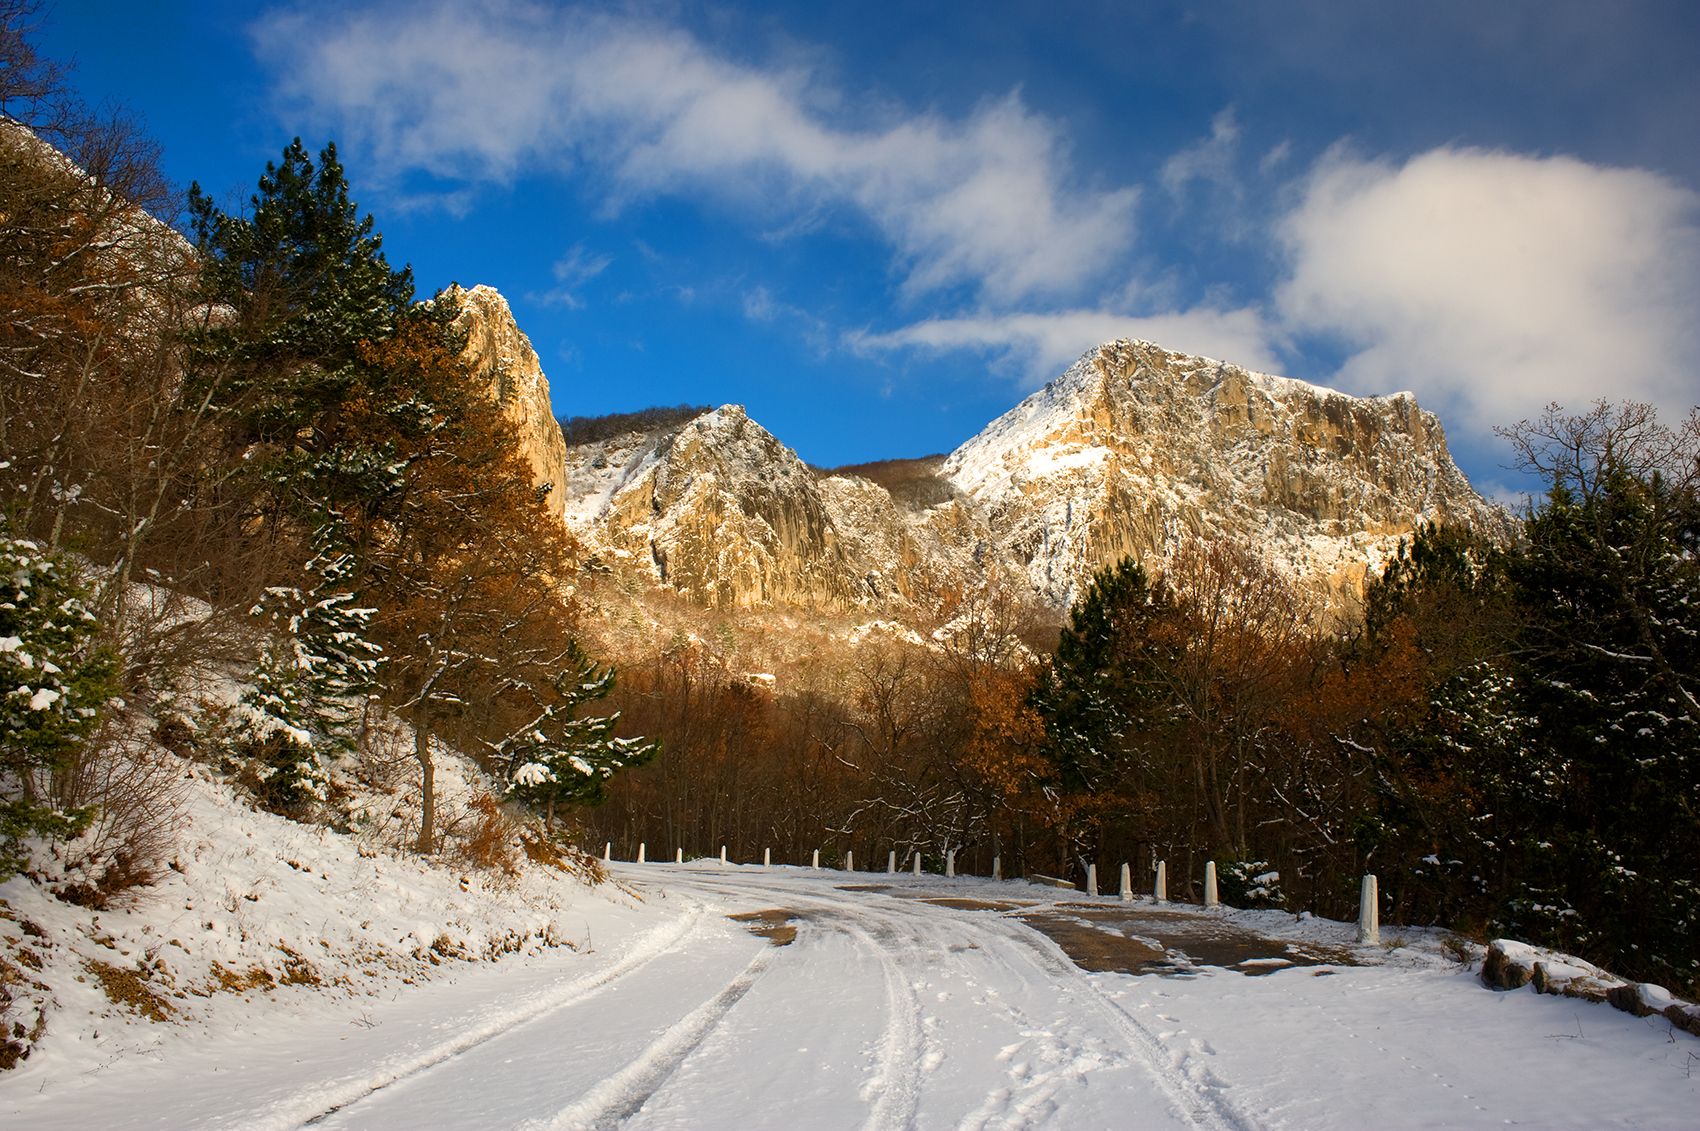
top-left (993, 856), bottom-right (1002, 882)
top-left (719, 845), bottom-right (727, 866)
top-left (913, 854), bottom-right (922, 877)
top-left (675, 848), bottom-right (683, 864)
top-left (1119, 862), bottom-right (1132, 901)
top-left (1204, 860), bottom-right (1219, 908)
top-left (812, 849), bottom-right (820, 869)
top-left (1086, 863), bottom-right (1099, 898)
top-left (1154, 860), bottom-right (1167, 902)
top-left (1358, 874), bottom-right (1380, 945)
top-left (888, 850), bottom-right (897, 874)
top-left (637, 842), bottom-right (646, 864)
top-left (764, 848), bottom-right (772, 867)
top-left (845, 850), bottom-right (854, 872)
top-left (603, 842), bottom-right (611, 863)
top-left (946, 849), bottom-right (956, 878)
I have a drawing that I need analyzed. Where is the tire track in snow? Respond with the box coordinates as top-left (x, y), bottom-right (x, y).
top-left (521, 944), bottom-right (780, 1131)
top-left (283, 897), bottom-right (710, 1130)
top-left (645, 873), bottom-right (927, 1131)
top-left (980, 915), bottom-right (1258, 1131)
top-left (660, 870), bottom-right (1255, 1130)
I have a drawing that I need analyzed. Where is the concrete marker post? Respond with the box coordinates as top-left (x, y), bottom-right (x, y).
top-left (845, 850), bottom-right (854, 872)
top-left (1119, 862), bottom-right (1132, 902)
top-left (913, 854), bottom-right (922, 877)
top-left (946, 849), bottom-right (956, 878)
top-left (675, 848), bottom-right (683, 864)
top-left (719, 845), bottom-right (727, 866)
top-left (812, 849), bottom-right (820, 869)
top-left (764, 848), bottom-right (771, 867)
top-left (1358, 874), bottom-right (1380, 945)
top-left (1204, 861), bottom-right (1219, 908)
top-left (993, 856), bottom-right (1002, 882)
top-left (637, 842), bottom-right (646, 864)
top-left (1154, 860), bottom-right (1167, 902)
top-left (1086, 862), bottom-right (1098, 898)
top-left (888, 850), bottom-right (897, 874)
top-left (603, 842), bottom-right (611, 863)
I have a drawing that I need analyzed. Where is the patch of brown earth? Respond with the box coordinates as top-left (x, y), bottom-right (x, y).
top-left (836, 884), bottom-right (1034, 911)
top-left (85, 960), bottom-right (175, 1021)
top-left (730, 910), bottom-right (799, 946)
top-left (920, 897), bottom-right (1026, 913)
top-left (1018, 906), bottom-right (1357, 978)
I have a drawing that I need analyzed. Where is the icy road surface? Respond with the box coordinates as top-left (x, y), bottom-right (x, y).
top-left (9, 863), bottom-right (1698, 1129)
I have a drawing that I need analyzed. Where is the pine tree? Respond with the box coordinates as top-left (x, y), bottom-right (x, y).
top-left (501, 643), bottom-right (658, 826)
top-left (235, 513), bottom-right (384, 814)
top-left (0, 529), bottom-right (116, 875)
top-left (1508, 465), bottom-right (1700, 988)
top-left (186, 139), bottom-right (448, 529)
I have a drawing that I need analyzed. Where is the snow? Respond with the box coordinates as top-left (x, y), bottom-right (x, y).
top-left (5, 847), bottom-right (1696, 1129)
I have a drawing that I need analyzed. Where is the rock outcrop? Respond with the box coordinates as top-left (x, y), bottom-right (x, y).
top-left (944, 339), bottom-right (1512, 614)
top-left (448, 284), bottom-right (568, 500)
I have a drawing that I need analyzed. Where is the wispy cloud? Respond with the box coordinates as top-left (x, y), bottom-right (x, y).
top-left (255, 1), bottom-right (1138, 306)
top-left (530, 242), bottom-right (612, 309)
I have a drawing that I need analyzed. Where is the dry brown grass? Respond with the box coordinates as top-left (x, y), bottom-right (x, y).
top-left (85, 960), bottom-right (174, 1022)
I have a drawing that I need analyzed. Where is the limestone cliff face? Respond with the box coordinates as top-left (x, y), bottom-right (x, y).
top-left (943, 339), bottom-right (1512, 613)
top-left (564, 407), bottom-right (861, 609)
top-left (555, 335), bottom-right (1508, 620)
top-left (562, 412), bottom-right (986, 612)
top-left (447, 284), bottom-right (568, 500)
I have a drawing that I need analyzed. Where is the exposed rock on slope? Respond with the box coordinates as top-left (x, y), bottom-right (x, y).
top-left (556, 336), bottom-right (1506, 619)
top-left (448, 284), bottom-right (568, 498)
top-left (944, 340), bottom-right (1510, 612)
top-left (561, 410), bottom-right (984, 611)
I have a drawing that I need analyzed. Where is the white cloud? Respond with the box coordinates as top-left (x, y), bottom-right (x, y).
top-left (1160, 107), bottom-right (1241, 200)
top-left (851, 306), bottom-right (1284, 388)
top-left (530, 242), bottom-right (612, 309)
top-left (255, 2), bottom-right (1138, 305)
top-left (1278, 146), bottom-right (1700, 435)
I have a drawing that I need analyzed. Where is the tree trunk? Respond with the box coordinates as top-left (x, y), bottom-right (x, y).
top-left (414, 715), bottom-right (436, 854)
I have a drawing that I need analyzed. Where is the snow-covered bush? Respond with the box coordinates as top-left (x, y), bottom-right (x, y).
top-left (1217, 860), bottom-right (1285, 909)
top-left (0, 533), bottom-right (118, 878)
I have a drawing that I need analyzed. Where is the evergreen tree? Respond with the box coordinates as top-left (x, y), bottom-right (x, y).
top-left (186, 139), bottom-right (451, 528)
top-left (501, 643), bottom-right (658, 826)
top-left (235, 513), bottom-right (384, 814)
top-left (0, 529), bottom-right (116, 875)
top-left (1507, 466), bottom-right (1700, 987)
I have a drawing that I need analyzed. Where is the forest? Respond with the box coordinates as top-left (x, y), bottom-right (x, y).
top-left (2, 3), bottom-right (1696, 1002)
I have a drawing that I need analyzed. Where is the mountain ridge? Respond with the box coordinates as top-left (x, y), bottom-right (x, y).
top-left (454, 287), bottom-right (1509, 619)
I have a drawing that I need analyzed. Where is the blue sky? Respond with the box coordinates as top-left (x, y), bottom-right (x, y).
top-left (39, 1), bottom-right (1700, 495)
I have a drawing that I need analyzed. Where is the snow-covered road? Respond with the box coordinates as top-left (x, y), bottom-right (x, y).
top-left (7, 864), bottom-right (1697, 1129)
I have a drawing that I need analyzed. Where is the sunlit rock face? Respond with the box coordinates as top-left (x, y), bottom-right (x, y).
top-left (448, 284), bottom-right (569, 500)
top-left (554, 334), bottom-right (1509, 620)
top-left (942, 339), bottom-right (1511, 615)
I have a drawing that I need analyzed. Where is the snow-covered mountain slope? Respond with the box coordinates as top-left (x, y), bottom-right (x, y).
top-left (548, 328), bottom-right (1506, 619)
top-left (943, 338), bottom-right (1511, 613)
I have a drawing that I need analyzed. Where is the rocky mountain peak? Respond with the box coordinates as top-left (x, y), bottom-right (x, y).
top-left (551, 334), bottom-right (1507, 622)
top-left (446, 284), bottom-right (568, 500)
top-left (944, 338), bottom-right (1509, 613)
